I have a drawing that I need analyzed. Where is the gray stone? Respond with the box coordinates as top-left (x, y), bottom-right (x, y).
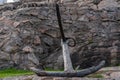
top-left (28, 53), bottom-right (39, 66)
top-left (0, 0), bottom-right (120, 70)
top-left (78, 15), bottom-right (89, 22)
top-left (22, 46), bottom-right (34, 53)
top-left (0, 51), bottom-right (10, 60)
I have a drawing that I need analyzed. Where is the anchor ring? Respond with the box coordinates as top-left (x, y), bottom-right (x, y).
top-left (66, 37), bottom-right (76, 47)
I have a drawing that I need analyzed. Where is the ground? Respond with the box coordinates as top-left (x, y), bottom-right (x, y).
top-left (1, 67), bottom-right (120, 80)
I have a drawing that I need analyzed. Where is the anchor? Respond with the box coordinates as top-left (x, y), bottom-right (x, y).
top-left (30, 4), bottom-right (105, 77)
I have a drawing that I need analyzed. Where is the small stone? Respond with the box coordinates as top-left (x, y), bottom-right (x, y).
top-left (53, 77), bottom-right (64, 80)
top-left (88, 15), bottom-right (99, 21)
top-left (71, 15), bottom-right (78, 20)
top-left (0, 16), bottom-right (5, 21)
top-left (13, 22), bottom-right (20, 27)
top-left (2, 11), bottom-right (13, 17)
top-left (32, 76), bottom-right (41, 80)
top-left (111, 53), bottom-right (117, 58)
top-left (28, 53), bottom-right (39, 66)
top-left (101, 11), bottom-right (108, 19)
top-left (0, 51), bottom-right (10, 60)
top-left (41, 77), bottom-right (53, 80)
top-left (78, 15), bottom-right (89, 22)
top-left (38, 25), bottom-right (49, 33)
top-left (99, 0), bottom-right (119, 9)
top-left (4, 45), bottom-right (17, 53)
top-left (63, 20), bottom-right (73, 23)
top-left (42, 36), bottom-right (54, 46)
top-left (4, 19), bottom-right (14, 27)
top-left (111, 46), bottom-right (118, 53)
top-left (45, 29), bottom-right (60, 38)
top-left (38, 15), bottom-right (47, 19)
top-left (22, 46), bottom-right (33, 53)
top-left (22, 76), bottom-right (33, 80)
top-left (34, 36), bottom-right (41, 45)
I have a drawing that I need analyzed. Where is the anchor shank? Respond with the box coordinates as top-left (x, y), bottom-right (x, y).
top-left (62, 41), bottom-right (74, 72)
top-left (56, 3), bottom-right (74, 72)
top-left (56, 4), bottom-right (66, 42)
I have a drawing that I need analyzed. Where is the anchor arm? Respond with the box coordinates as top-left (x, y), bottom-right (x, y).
top-left (30, 60), bottom-right (105, 77)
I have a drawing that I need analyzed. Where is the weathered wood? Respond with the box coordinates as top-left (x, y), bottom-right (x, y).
top-left (30, 60), bottom-right (105, 77)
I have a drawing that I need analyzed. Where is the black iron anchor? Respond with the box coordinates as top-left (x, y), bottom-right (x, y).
top-left (30, 3), bottom-right (105, 77)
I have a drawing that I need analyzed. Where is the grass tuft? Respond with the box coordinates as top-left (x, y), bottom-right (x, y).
top-left (87, 73), bottom-right (104, 78)
top-left (0, 68), bottom-right (34, 78)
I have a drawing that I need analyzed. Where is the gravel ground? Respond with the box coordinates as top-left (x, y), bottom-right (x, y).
top-left (0, 75), bottom-right (120, 80)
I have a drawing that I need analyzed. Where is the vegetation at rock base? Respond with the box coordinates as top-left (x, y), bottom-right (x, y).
top-left (0, 68), bottom-right (34, 78)
top-left (87, 73), bottom-right (104, 78)
top-left (0, 67), bottom-right (105, 78)
top-left (0, 67), bottom-right (63, 78)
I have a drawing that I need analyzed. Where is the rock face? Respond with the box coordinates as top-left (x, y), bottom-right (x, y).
top-left (0, 0), bottom-right (120, 70)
